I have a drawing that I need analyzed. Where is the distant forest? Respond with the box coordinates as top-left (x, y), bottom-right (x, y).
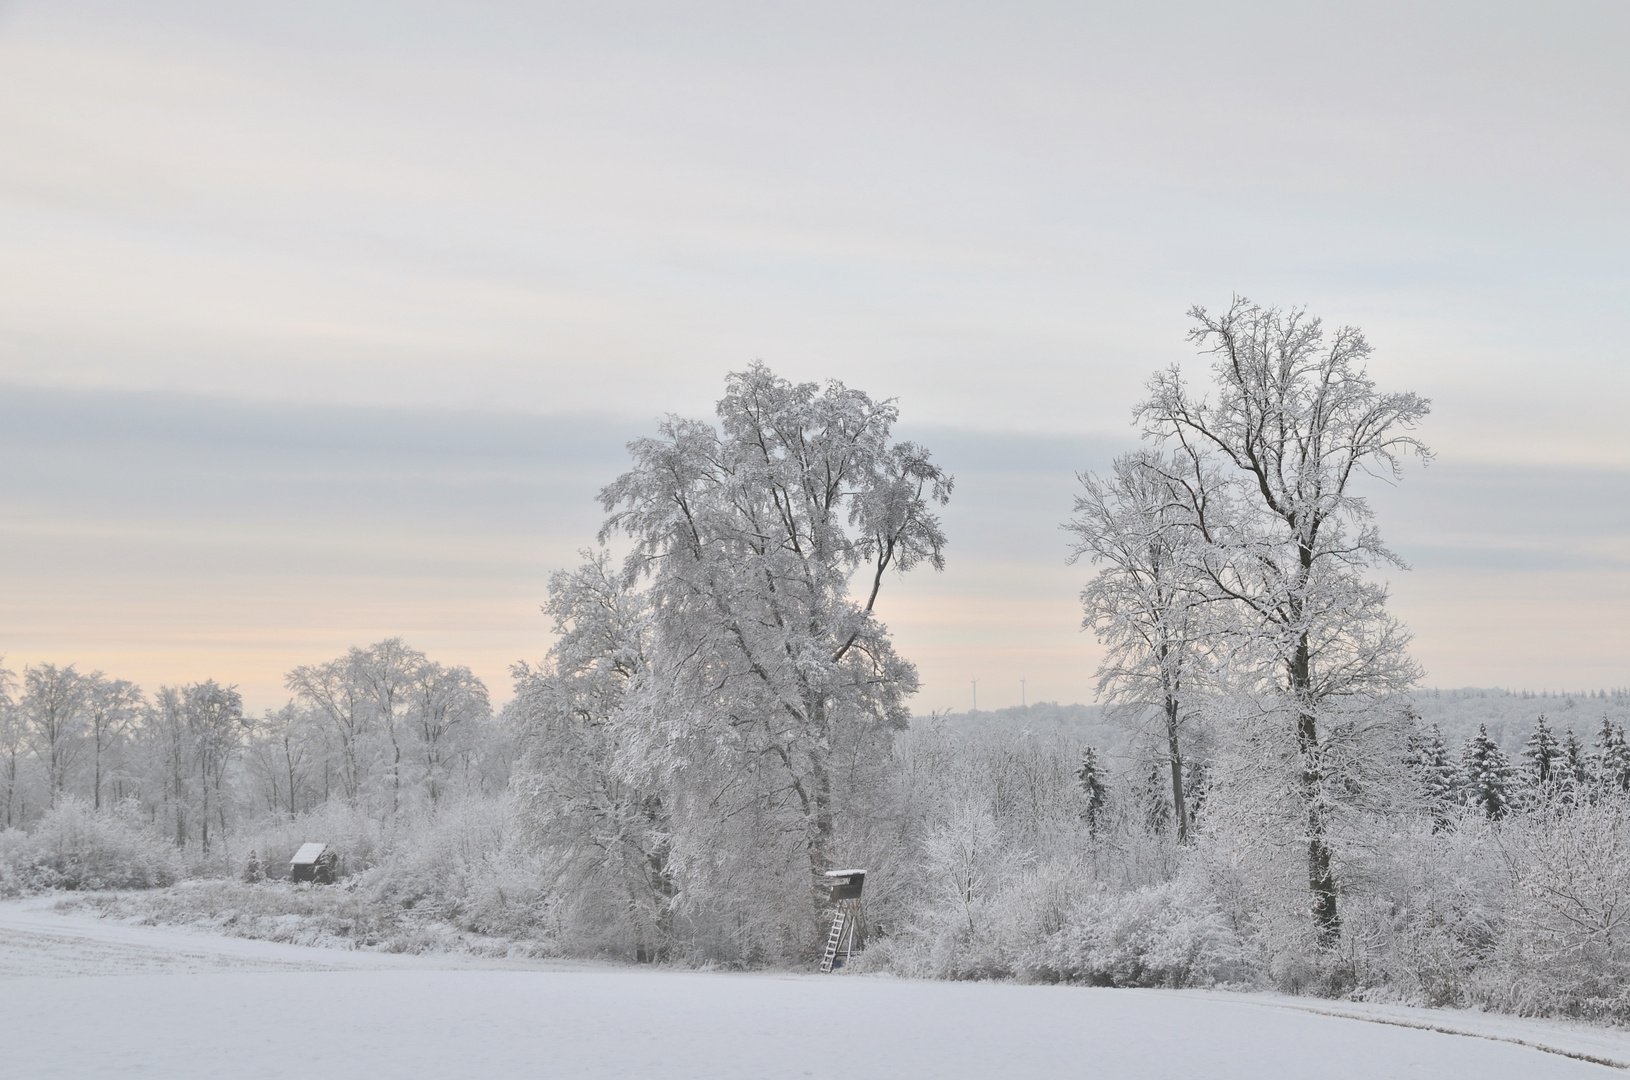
top-left (939, 687), bottom-right (1630, 762)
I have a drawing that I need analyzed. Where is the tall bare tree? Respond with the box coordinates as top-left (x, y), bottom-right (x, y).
top-left (0, 659), bottom-right (24, 827)
top-left (409, 660), bottom-right (488, 807)
top-left (246, 703), bottom-right (318, 817)
top-left (286, 656), bottom-right (371, 805)
top-left (1139, 297), bottom-right (1429, 944)
top-left (21, 663), bottom-right (89, 805)
top-left (354, 638), bottom-right (424, 815)
top-left (1068, 450), bottom-right (1212, 841)
top-left (149, 686), bottom-right (193, 846)
top-left (84, 675), bottom-right (142, 811)
top-left (186, 681), bottom-right (246, 853)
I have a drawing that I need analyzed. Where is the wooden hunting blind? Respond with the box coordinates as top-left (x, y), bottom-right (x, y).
top-left (825, 869), bottom-right (866, 903)
top-left (290, 842), bottom-right (338, 884)
top-left (820, 869), bottom-right (866, 972)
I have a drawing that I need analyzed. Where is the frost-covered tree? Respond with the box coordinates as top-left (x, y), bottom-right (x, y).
top-left (287, 640), bottom-right (491, 812)
top-left (1139, 758), bottom-right (1174, 835)
top-left (244, 703), bottom-right (319, 817)
top-left (1076, 746), bottom-right (1108, 836)
top-left (1521, 714), bottom-right (1560, 790)
top-left (600, 363), bottom-right (950, 938)
top-left (1068, 450), bottom-right (1211, 841)
top-left (1404, 722), bottom-right (1460, 830)
top-left (409, 660), bottom-right (489, 806)
top-left (146, 686), bottom-right (193, 845)
top-left (354, 638), bottom-right (423, 815)
top-left (1184, 757), bottom-right (1211, 826)
top-left (1559, 727), bottom-right (1593, 791)
top-left (1593, 718), bottom-right (1630, 793)
top-left (507, 549), bottom-right (672, 958)
top-left (286, 654), bottom-right (372, 805)
top-left (1138, 298), bottom-right (1429, 944)
top-left (1461, 725), bottom-right (1514, 819)
top-left (21, 663), bottom-right (90, 805)
top-left (186, 681), bottom-right (246, 852)
top-left (0, 659), bottom-right (26, 827)
top-left (84, 675), bottom-right (141, 811)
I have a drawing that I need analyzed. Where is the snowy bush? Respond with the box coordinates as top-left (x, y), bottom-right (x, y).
top-left (1481, 792), bottom-right (1630, 1021)
top-left (0, 798), bottom-right (181, 893)
top-left (1024, 879), bottom-right (1243, 987)
top-left (886, 801), bottom-right (1011, 979)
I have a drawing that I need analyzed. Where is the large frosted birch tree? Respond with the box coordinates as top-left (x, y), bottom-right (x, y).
top-left (599, 363), bottom-right (951, 936)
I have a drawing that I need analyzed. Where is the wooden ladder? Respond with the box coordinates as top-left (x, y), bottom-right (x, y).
top-left (819, 909), bottom-right (848, 973)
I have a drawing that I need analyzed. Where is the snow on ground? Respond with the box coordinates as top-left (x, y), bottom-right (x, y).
top-left (0, 895), bottom-right (580, 977)
top-left (2, 900), bottom-right (1627, 1079)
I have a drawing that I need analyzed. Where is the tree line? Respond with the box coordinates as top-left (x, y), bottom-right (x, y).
top-left (0, 640), bottom-right (505, 849)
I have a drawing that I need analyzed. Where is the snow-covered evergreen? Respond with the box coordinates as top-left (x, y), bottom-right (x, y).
top-left (1461, 725), bottom-right (1515, 818)
top-left (1405, 722), bottom-right (1460, 829)
top-left (1593, 718), bottom-right (1630, 792)
top-left (1521, 714), bottom-right (1560, 789)
top-left (1075, 747), bottom-right (1108, 835)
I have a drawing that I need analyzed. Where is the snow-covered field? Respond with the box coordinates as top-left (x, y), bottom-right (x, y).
top-left (3, 900), bottom-right (1627, 1079)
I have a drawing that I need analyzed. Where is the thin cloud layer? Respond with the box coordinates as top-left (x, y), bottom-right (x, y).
top-left (2, 2), bottom-right (1627, 705)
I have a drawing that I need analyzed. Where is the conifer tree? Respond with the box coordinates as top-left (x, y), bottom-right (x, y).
top-left (1405, 723), bottom-right (1460, 830)
top-left (1076, 747), bottom-right (1108, 836)
top-left (1559, 728), bottom-right (1592, 791)
top-left (1592, 718), bottom-right (1630, 792)
top-left (1182, 757), bottom-right (1208, 828)
top-left (1461, 724), bottom-right (1514, 819)
top-left (1521, 714), bottom-right (1560, 789)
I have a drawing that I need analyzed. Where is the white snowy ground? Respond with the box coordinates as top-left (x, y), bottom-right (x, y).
top-left (3, 899), bottom-right (1629, 1079)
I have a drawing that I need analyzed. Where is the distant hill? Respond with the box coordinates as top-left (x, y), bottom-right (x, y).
top-left (909, 701), bottom-right (1134, 763)
top-left (1409, 687), bottom-right (1630, 756)
top-left (915, 688), bottom-right (1630, 767)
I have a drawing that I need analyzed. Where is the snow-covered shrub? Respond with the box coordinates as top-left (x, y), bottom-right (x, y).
top-left (1334, 813), bottom-right (1503, 1007)
top-left (224, 795), bottom-right (553, 951)
top-left (1482, 792), bottom-right (1630, 1021)
top-left (1024, 878), bottom-right (1243, 987)
top-left (457, 842), bottom-right (555, 942)
top-left (359, 796), bottom-right (530, 935)
top-left (65, 878), bottom-right (407, 948)
top-left (0, 798), bottom-right (181, 893)
top-left (887, 801), bottom-right (1012, 979)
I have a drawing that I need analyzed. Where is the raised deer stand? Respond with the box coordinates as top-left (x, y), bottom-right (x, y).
top-left (820, 869), bottom-right (866, 973)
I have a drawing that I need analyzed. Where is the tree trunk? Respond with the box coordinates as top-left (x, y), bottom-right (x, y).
top-left (1164, 694), bottom-right (1189, 842)
top-left (1292, 632), bottom-right (1339, 947)
top-left (806, 694), bottom-right (835, 907)
top-left (200, 767), bottom-right (211, 853)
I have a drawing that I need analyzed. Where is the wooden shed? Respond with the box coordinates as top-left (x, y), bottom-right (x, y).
top-left (290, 842), bottom-right (339, 884)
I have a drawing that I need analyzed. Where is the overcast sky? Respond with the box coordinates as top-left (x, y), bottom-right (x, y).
top-left (3, 1), bottom-right (1627, 712)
